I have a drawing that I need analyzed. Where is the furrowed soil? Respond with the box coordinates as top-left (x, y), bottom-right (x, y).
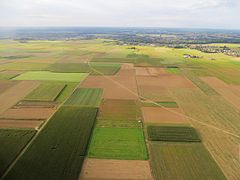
top-left (142, 107), bottom-right (188, 124)
top-left (0, 119), bottom-right (43, 129)
top-left (80, 159), bottom-right (153, 180)
top-left (0, 107), bottom-right (56, 120)
top-left (80, 68), bottom-right (138, 100)
top-left (0, 81), bottom-right (39, 114)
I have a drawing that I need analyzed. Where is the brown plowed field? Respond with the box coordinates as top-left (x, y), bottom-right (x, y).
top-left (0, 80), bottom-right (19, 94)
top-left (138, 85), bottom-right (173, 101)
top-left (0, 81), bottom-right (39, 114)
top-left (136, 67), bottom-right (167, 76)
top-left (200, 77), bottom-right (228, 88)
top-left (0, 119), bottom-right (43, 129)
top-left (120, 63), bottom-right (134, 70)
top-left (137, 75), bottom-right (195, 89)
top-left (141, 107), bottom-right (188, 124)
top-left (0, 107), bottom-right (55, 120)
top-left (79, 159), bottom-right (153, 180)
top-left (80, 69), bottom-right (138, 100)
top-left (136, 67), bottom-right (149, 76)
top-left (15, 100), bottom-right (57, 108)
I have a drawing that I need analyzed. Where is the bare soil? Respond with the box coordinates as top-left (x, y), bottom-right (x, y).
top-left (80, 68), bottom-right (138, 100)
top-left (0, 81), bottom-right (39, 114)
top-left (137, 75), bottom-right (195, 89)
top-left (0, 107), bottom-right (55, 120)
top-left (200, 77), bottom-right (228, 88)
top-left (0, 80), bottom-right (19, 94)
top-left (14, 100), bottom-right (57, 108)
top-left (79, 158), bottom-right (153, 180)
top-left (0, 119), bottom-right (43, 129)
top-left (141, 107), bottom-right (188, 124)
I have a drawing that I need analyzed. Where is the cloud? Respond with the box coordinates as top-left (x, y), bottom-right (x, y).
top-left (0, 0), bottom-right (239, 29)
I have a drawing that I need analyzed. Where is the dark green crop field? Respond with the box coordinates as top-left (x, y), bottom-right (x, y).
top-left (4, 106), bottom-right (98, 180)
top-left (147, 126), bottom-right (201, 142)
top-left (149, 142), bottom-right (226, 180)
top-left (0, 129), bottom-right (36, 177)
top-left (64, 88), bottom-right (103, 107)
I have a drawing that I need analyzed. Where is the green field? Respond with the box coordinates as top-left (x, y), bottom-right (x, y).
top-left (64, 88), bottom-right (103, 107)
top-left (0, 73), bottom-right (18, 80)
top-left (147, 126), bottom-right (201, 142)
top-left (149, 142), bottom-right (226, 180)
top-left (142, 101), bottom-right (179, 108)
top-left (88, 127), bottom-right (148, 160)
top-left (5, 106), bottom-right (98, 180)
top-left (165, 67), bottom-right (180, 74)
top-left (0, 129), bottom-right (36, 177)
top-left (49, 62), bottom-right (121, 75)
top-left (24, 83), bottom-right (66, 101)
top-left (13, 71), bottom-right (88, 82)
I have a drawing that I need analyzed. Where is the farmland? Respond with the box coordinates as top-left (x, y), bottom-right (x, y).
top-left (147, 126), bottom-right (201, 142)
top-left (0, 129), bottom-right (36, 176)
top-left (149, 142), bottom-right (226, 180)
top-left (88, 127), bottom-right (148, 160)
top-left (49, 62), bottom-right (121, 75)
top-left (64, 88), bottom-right (103, 107)
top-left (0, 37), bottom-right (240, 179)
top-left (24, 82), bottom-right (66, 101)
top-left (13, 71), bottom-right (88, 82)
top-left (4, 106), bottom-right (98, 180)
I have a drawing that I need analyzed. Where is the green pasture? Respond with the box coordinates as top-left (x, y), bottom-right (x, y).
top-left (88, 127), bottom-right (148, 160)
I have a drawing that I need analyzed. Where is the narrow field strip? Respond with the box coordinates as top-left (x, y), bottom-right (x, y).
top-left (13, 71), bottom-right (88, 82)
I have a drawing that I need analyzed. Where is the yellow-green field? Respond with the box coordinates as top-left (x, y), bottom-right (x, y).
top-left (0, 39), bottom-right (240, 179)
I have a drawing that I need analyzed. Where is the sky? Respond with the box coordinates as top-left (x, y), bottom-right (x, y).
top-left (0, 0), bottom-right (240, 29)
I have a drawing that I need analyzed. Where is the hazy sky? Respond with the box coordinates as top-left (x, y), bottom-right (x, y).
top-left (0, 0), bottom-right (240, 29)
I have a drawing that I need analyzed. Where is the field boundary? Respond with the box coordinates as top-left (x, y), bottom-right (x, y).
top-left (88, 62), bottom-right (240, 139)
top-left (0, 79), bottom-right (81, 179)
